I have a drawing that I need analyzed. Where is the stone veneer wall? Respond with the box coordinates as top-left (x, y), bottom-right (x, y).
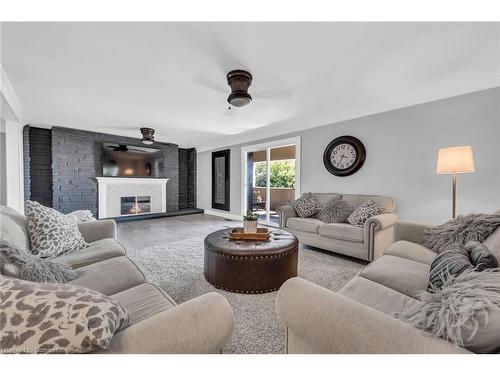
top-left (50, 126), bottom-right (180, 216)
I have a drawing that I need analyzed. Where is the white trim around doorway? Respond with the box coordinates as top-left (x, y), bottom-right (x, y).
top-left (240, 136), bottom-right (301, 225)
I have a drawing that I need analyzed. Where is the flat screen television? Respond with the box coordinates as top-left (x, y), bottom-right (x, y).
top-left (102, 143), bottom-right (165, 177)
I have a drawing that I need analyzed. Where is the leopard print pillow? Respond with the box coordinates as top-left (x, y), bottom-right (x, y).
top-left (347, 199), bottom-right (385, 227)
top-left (0, 276), bottom-right (129, 353)
top-left (25, 201), bottom-right (88, 258)
top-left (291, 193), bottom-right (322, 218)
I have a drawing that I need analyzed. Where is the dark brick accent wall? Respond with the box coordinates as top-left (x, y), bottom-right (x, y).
top-left (51, 126), bottom-right (179, 216)
top-left (23, 126), bottom-right (31, 201)
top-left (28, 127), bottom-right (53, 207)
top-left (187, 148), bottom-right (197, 208)
top-left (178, 148), bottom-right (197, 209)
top-left (178, 148), bottom-right (188, 209)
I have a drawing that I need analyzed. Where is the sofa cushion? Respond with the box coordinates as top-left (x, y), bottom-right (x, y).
top-left (359, 255), bottom-right (430, 299)
top-left (484, 226), bottom-right (500, 263)
top-left (53, 238), bottom-right (127, 268)
top-left (0, 205), bottom-right (30, 252)
top-left (347, 200), bottom-right (384, 227)
top-left (0, 239), bottom-right (81, 283)
top-left (286, 217), bottom-right (322, 234)
top-left (316, 198), bottom-right (353, 224)
top-left (0, 276), bottom-right (129, 353)
top-left (384, 240), bottom-right (435, 265)
top-left (342, 194), bottom-right (395, 213)
top-left (290, 193), bottom-right (322, 218)
top-left (70, 256), bottom-right (145, 296)
top-left (339, 276), bottom-right (419, 316)
top-left (111, 283), bottom-right (176, 326)
top-left (24, 201), bottom-right (88, 258)
top-left (318, 223), bottom-right (364, 243)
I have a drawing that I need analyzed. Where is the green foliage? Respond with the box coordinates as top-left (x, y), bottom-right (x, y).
top-left (243, 209), bottom-right (259, 221)
top-left (254, 160), bottom-right (295, 188)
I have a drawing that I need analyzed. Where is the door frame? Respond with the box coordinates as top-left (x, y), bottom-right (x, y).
top-left (240, 136), bottom-right (301, 225)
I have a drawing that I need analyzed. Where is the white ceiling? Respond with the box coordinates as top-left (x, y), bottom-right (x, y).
top-left (2, 22), bottom-right (499, 150)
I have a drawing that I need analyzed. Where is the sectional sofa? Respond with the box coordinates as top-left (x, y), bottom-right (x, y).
top-left (0, 206), bottom-right (234, 353)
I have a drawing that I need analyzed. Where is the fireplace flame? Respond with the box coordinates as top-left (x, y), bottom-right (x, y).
top-left (128, 202), bottom-right (142, 214)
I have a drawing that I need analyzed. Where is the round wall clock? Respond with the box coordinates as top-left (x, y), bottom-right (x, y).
top-left (323, 136), bottom-right (366, 176)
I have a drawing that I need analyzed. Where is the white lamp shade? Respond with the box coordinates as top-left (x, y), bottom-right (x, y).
top-left (436, 146), bottom-right (475, 174)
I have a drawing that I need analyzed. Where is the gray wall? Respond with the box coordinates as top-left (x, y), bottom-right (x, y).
top-left (0, 130), bottom-right (6, 205)
top-left (197, 88), bottom-right (500, 224)
top-left (51, 127), bottom-right (179, 215)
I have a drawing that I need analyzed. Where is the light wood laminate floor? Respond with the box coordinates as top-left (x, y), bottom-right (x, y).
top-left (117, 213), bottom-right (240, 250)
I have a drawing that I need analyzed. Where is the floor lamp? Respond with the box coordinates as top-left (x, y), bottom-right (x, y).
top-left (436, 146), bottom-right (475, 219)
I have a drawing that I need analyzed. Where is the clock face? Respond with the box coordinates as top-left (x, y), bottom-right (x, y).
top-left (330, 143), bottom-right (357, 170)
top-left (323, 136), bottom-right (366, 177)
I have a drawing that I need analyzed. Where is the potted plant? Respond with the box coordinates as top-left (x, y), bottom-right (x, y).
top-left (242, 210), bottom-right (259, 233)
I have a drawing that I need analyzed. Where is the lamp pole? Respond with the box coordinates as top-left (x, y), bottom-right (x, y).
top-left (452, 173), bottom-right (457, 219)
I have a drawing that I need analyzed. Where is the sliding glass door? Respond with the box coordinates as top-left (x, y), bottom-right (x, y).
top-left (242, 138), bottom-right (300, 227)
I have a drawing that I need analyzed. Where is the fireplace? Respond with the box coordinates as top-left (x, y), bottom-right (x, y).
top-left (96, 177), bottom-right (169, 219)
top-left (121, 196), bottom-right (151, 215)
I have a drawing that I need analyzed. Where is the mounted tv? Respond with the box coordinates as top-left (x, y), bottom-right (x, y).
top-left (102, 143), bottom-right (165, 177)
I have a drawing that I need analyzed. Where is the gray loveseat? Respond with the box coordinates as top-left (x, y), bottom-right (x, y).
top-left (0, 205), bottom-right (234, 353)
top-left (277, 193), bottom-right (398, 261)
top-left (276, 220), bottom-right (500, 354)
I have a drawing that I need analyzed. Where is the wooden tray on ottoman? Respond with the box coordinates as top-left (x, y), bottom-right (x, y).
top-left (228, 228), bottom-right (270, 241)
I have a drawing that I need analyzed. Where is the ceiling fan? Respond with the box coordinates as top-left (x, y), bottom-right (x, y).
top-left (195, 68), bottom-right (292, 108)
top-left (106, 144), bottom-right (146, 152)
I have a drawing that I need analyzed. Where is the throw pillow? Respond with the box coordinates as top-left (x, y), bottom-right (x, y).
top-left (423, 213), bottom-right (500, 253)
top-left (397, 269), bottom-right (500, 353)
top-left (290, 193), bottom-right (322, 218)
top-left (428, 241), bottom-right (498, 291)
top-left (24, 200), bottom-right (88, 258)
top-left (317, 198), bottom-right (353, 224)
top-left (0, 276), bottom-right (129, 353)
top-left (0, 240), bottom-right (81, 283)
top-left (347, 200), bottom-right (384, 227)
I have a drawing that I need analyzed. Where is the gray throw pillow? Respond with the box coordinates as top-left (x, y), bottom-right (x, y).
top-left (0, 276), bottom-right (129, 353)
top-left (290, 193), bottom-right (322, 218)
top-left (423, 213), bottom-right (500, 253)
top-left (25, 200), bottom-right (88, 258)
top-left (347, 200), bottom-right (384, 227)
top-left (0, 240), bottom-right (81, 283)
top-left (398, 269), bottom-right (500, 353)
top-left (428, 241), bottom-right (498, 291)
top-left (317, 198), bottom-right (353, 224)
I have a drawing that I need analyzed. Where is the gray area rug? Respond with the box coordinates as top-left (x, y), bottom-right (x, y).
top-left (127, 237), bottom-right (365, 354)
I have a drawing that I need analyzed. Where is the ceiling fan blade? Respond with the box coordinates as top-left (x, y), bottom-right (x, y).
top-left (193, 76), bottom-right (227, 93)
top-left (254, 89), bottom-right (293, 99)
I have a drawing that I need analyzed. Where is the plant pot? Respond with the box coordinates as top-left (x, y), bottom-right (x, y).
top-left (243, 220), bottom-right (258, 233)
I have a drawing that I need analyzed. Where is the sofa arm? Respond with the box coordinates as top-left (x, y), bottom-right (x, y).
top-left (276, 277), bottom-right (468, 354)
top-left (394, 220), bottom-right (433, 245)
top-left (364, 213), bottom-right (399, 260)
top-left (276, 205), bottom-right (297, 229)
top-left (103, 292), bottom-right (234, 354)
top-left (77, 220), bottom-right (117, 242)
top-left (364, 213), bottom-right (399, 232)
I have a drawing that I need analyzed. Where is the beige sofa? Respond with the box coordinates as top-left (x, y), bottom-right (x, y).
top-left (0, 206), bottom-right (234, 354)
top-left (277, 193), bottom-right (398, 261)
top-left (275, 220), bottom-right (500, 354)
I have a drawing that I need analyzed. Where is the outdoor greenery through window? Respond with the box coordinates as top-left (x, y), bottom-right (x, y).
top-left (254, 160), bottom-right (295, 188)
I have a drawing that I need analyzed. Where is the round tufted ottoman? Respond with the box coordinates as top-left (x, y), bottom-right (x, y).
top-left (204, 228), bottom-right (298, 294)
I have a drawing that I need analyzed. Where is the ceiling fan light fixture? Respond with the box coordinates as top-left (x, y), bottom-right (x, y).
top-left (140, 127), bottom-right (155, 145)
top-left (227, 70), bottom-right (253, 107)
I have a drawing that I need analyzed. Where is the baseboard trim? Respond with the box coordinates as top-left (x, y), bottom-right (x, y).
top-left (204, 209), bottom-right (241, 221)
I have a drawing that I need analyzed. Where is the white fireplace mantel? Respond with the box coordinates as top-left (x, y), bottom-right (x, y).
top-left (96, 177), bottom-right (169, 219)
